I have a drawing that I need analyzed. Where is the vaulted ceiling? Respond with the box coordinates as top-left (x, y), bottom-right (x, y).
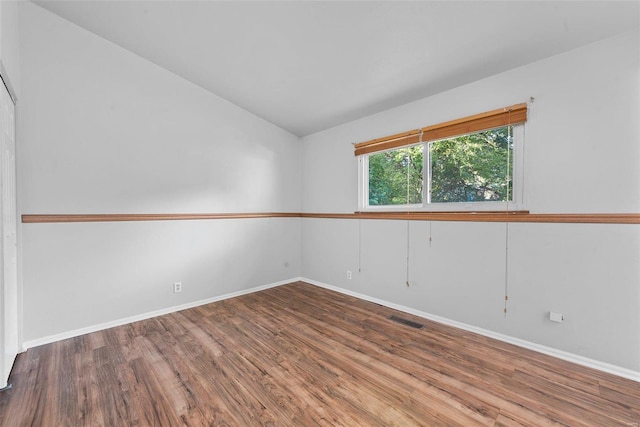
top-left (33, 1), bottom-right (639, 136)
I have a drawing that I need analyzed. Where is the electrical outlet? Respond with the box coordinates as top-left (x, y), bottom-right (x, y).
top-left (549, 311), bottom-right (564, 323)
top-left (173, 282), bottom-right (182, 293)
top-left (347, 270), bottom-right (352, 280)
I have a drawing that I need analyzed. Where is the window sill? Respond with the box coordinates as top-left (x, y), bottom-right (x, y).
top-left (352, 210), bottom-right (530, 222)
top-left (360, 202), bottom-right (526, 213)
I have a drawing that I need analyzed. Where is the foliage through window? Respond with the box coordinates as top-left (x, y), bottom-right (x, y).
top-left (430, 126), bottom-right (512, 203)
top-left (368, 146), bottom-right (423, 206)
top-left (361, 125), bottom-right (522, 210)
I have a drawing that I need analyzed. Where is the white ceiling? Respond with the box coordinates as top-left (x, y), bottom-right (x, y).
top-left (33, 1), bottom-right (639, 137)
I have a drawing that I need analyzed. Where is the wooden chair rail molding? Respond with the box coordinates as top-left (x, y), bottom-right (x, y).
top-left (21, 211), bottom-right (640, 224)
top-left (304, 212), bottom-right (640, 224)
top-left (21, 212), bottom-right (301, 223)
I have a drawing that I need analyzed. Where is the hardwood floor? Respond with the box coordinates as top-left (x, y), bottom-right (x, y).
top-left (1, 281), bottom-right (638, 426)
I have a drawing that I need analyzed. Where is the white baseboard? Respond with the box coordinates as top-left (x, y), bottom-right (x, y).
top-left (22, 277), bottom-right (301, 351)
top-left (301, 277), bottom-right (640, 383)
top-left (22, 276), bottom-right (639, 383)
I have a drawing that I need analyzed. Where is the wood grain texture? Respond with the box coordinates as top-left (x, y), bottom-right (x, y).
top-left (421, 103), bottom-right (527, 143)
top-left (21, 211), bottom-right (640, 224)
top-left (354, 103), bottom-right (527, 156)
top-left (1, 282), bottom-right (638, 426)
top-left (354, 129), bottom-right (422, 156)
top-left (21, 212), bottom-right (301, 223)
top-left (303, 211), bottom-right (640, 224)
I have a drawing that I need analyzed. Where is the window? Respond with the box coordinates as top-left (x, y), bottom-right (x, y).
top-left (356, 104), bottom-right (526, 211)
top-left (367, 145), bottom-right (423, 206)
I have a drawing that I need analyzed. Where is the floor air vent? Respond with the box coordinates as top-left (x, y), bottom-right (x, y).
top-left (388, 315), bottom-right (424, 329)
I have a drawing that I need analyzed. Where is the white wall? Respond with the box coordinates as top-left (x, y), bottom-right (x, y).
top-left (0, 1), bottom-right (20, 93)
top-left (301, 31), bottom-right (640, 373)
top-left (18, 3), bottom-right (301, 342)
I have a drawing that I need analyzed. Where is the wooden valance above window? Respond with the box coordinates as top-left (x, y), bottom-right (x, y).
top-left (421, 103), bottom-right (527, 143)
top-left (354, 103), bottom-right (528, 156)
top-left (353, 129), bottom-right (421, 156)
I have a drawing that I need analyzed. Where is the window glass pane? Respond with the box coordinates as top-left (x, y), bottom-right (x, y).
top-left (429, 126), bottom-right (512, 203)
top-left (368, 145), bottom-right (423, 206)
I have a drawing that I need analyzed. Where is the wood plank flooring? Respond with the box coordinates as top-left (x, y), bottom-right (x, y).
top-left (1, 281), bottom-right (638, 426)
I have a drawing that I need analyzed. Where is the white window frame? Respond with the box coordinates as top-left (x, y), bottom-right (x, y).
top-left (358, 125), bottom-right (525, 212)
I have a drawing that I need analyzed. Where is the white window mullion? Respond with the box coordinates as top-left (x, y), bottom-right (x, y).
top-left (425, 142), bottom-right (431, 206)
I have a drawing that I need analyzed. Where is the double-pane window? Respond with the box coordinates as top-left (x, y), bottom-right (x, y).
top-left (356, 104), bottom-right (526, 211)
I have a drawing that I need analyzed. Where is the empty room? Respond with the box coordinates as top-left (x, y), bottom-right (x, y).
top-left (0, 0), bottom-right (639, 425)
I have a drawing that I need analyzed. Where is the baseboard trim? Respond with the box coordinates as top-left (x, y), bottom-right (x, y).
top-left (301, 278), bottom-right (640, 383)
top-left (22, 277), bottom-right (301, 351)
top-left (22, 277), bottom-right (639, 383)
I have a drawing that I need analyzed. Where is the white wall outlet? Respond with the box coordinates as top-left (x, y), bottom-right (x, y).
top-left (346, 270), bottom-right (352, 280)
top-left (549, 311), bottom-right (564, 323)
top-left (173, 282), bottom-right (182, 293)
